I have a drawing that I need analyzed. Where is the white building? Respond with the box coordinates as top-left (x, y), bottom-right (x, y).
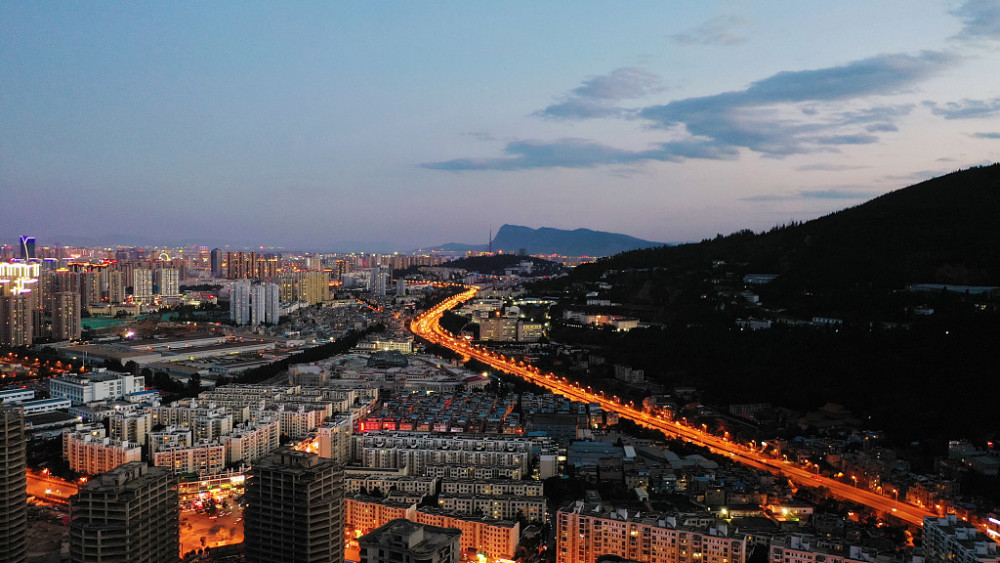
top-left (222, 418), bottom-right (281, 465)
top-left (923, 515), bottom-right (1000, 563)
top-left (148, 427), bottom-right (193, 454)
top-left (557, 502), bottom-right (747, 563)
top-left (353, 431), bottom-right (539, 475)
top-left (155, 268), bottom-right (180, 297)
top-left (132, 269), bottom-right (153, 302)
top-left (20, 398), bottom-right (71, 415)
top-left (230, 280), bottom-right (252, 325)
top-left (109, 412), bottom-right (152, 446)
top-left (50, 371), bottom-right (145, 405)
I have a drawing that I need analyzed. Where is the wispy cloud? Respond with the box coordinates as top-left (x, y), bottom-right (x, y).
top-left (968, 132), bottom-right (1000, 139)
top-left (795, 163), bottom-right (870, 172)
top-left (535, 67), bottom-right (662, 120)
top-left (950, 0), bottom-right (1000, 41)
top-left (883, 169), bottom-right (951, 181)
top-left (671, 16), bottom-right (750, 46)
top-left (422, 138), bottom-right (737, 172)
top-left (924, 97), bottom-right (1000, 119)
top-left (743, 188), bottom-right (876, 202)
top-left (462, 131), bottom-right (498, 142)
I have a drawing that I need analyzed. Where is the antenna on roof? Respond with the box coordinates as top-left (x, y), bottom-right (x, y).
top-left (488, 225), bottom-right (493, 254)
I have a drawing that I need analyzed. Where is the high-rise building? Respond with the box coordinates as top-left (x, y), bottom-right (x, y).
top-left (263, 282), bottom-right (280, 324)
top-left (52, 291), bottom-right (82, 341)
top-left (226, 251), bottom-right (280, 280)
top-left (106, 270), bottom-right (125, 303)
top-left (18, 236), bottom-right (35, 261)
top-left (155, 268), bottom-right (180, 297)
top-left (359, 519), bottom-right (461, 563)
top-left (0, 405), bottom-right (28, 563)
top-left (132, 269), bottom-right (153, 302)
top-left (210, 248), bottom-right (223, 278)
top-left (244, 448), bottom-right (345, 563)
top-left (69, 462), bottom-right (179, 563)
top-left (0, 294), bottom-right (33, 347)
top-left (230, 280), bottom-right (251, 325)
top-left (80, 272), bottom-right (102, 305)
top-left (251, 283), bottom-right (266, 327)
top-left (370, 265), bottom-right (387, 297)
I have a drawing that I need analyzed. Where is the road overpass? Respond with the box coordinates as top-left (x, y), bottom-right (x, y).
top-left (410, 286), bottom-right (935, 527)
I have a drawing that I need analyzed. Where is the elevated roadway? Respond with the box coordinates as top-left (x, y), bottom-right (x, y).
top-left (411, 286), bottom-right (935, 527)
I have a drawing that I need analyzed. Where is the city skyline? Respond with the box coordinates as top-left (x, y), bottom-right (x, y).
top-left (3, 1), bottom-right (1000, 250)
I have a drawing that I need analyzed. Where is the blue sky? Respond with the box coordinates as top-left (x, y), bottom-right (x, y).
top-left (2, 1), bottom-right (999, 251)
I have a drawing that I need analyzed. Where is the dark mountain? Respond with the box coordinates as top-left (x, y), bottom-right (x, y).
top-left (425, 224), bottom-right (664, 256)
top-left (572, 164), bottom-right (1000, 288)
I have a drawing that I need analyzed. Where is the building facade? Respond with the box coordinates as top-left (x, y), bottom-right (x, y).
top-left (69, 462), bottom-right (179, 563)
top-left (0, 405), bottom-right (28, 563)
top-left (244, 448), bottom-right (345, 563)
top-left (557, 502), bottom-right (747, 563)
top-left (923, 515), bottom-right (1000, 563)
top-left (359, 519), bottom-right (461, 563)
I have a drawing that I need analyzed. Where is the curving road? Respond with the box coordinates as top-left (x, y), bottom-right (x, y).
top-left (411, 286), bottom-right (935, 527)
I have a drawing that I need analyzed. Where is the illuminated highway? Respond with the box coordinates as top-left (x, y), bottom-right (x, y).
top-left (411, 286), bottom-right (936, 527)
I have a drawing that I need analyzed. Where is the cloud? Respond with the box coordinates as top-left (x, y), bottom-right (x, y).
top-left (924, 97), bottom-right (1000, 119)
top-left (969, 132), bottom-right (1000, 139)
top-left (422, 138), bottom-right (738, 172)
top-left (671, 16), bottom-right (750, 46)
top-left (743, 189), bottom-right (876, 202)
top-left (463, 131), bottom-right (498, 142)
top-left (813, 134), bottom-right (879, 145)
top-left (639, 52), bottom-right (950, 157)
top-left (795, 163), bottom-right (870, 172)
top-left (883, 169), bottom-right (951, 181)
top-left (865, 123), bottom-right (899, 132)
top-left (536, 68), bottom-right (661, 120)
top-left (950, 0), bottom-right (1000, 41)
top-left (800, 189), bottom-right (876, 199)
top-left (425, 52), bottom-right (953, 171)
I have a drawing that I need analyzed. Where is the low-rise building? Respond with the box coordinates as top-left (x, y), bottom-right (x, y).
top-left (152, 440), bottom-right (227, 476)
top-left (557, 501), bottom-right (747, 563)
top-left (923, 514), bottom-right (1000, 563)
top-left (50, 370), bottom-right (145, 405)
top-left (359, 519), bottom-right (460, 563)
top-left (438, 493), bottom-right (546, 522)
top-left (63, 425), bottom-right (142, 475)
top-left (222, 418), bottom-right (280, 465)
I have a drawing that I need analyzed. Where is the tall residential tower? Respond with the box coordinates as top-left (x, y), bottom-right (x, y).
top-left (244, 448), bottom-right (345, 563)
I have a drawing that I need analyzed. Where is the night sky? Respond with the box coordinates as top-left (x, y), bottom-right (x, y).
top-left (3, 1), bottom-right (999, 251)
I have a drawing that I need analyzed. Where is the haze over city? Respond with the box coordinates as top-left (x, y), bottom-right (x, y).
top-left (3, 1), bottom-right (1000, 250)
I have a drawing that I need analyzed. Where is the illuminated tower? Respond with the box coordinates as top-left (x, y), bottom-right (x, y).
top-left (0, 263), bottom-right (39, 347)
top-left (244, 448), bottom-right (344, 563)
top-left (18, 236), bottom-right (35, 261)
top-left (0, 405), bottom-right (28, 563)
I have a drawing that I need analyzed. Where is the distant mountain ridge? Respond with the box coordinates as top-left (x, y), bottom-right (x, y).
top-left (571, 164), bottom-right (1000, 287)
top-left (426, 224), bottom-right (664, 256)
